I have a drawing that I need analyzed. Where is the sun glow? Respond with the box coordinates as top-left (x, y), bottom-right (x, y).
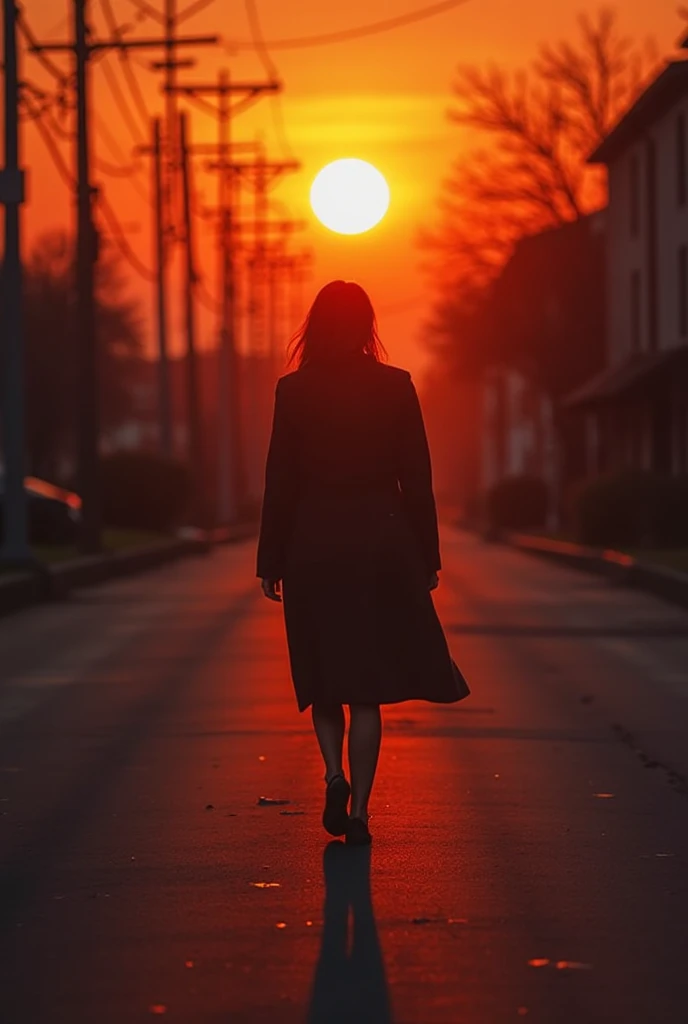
top-left (310, 159), bottom-right (390, 235)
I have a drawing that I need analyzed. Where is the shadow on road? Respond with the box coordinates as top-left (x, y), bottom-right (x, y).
top-left (307, 840), bottom-right (393, 1024)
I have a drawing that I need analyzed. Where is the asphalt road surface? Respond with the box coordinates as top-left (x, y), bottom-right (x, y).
top-left (1, 530), bottom-right (687, 1024)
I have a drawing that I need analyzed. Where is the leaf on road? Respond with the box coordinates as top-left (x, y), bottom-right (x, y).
top-left (529, 958), bottom-right (592, 971)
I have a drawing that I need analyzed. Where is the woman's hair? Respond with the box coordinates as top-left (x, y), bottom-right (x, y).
top-left (287, 280), bottom-right (387, 368)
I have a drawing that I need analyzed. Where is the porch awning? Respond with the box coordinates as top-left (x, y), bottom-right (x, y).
top-left (564, 345), bottom-right (688, 409)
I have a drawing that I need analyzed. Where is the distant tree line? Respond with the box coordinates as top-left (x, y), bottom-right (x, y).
top-left (1, 231), bottom-right (143, 483)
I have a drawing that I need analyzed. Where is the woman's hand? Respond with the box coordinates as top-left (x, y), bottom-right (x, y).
top-left (428, 571), bottom-right (439, 591)
top-left (261, 578), bottom-right (282, 602)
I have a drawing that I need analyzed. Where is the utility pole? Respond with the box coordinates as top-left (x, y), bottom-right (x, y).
top-left (164, 0), bottom-right (177, 236)
top-left (252, 153), bottom-right (298, 501)
top-left (227, 155), bottom-right (301, 345)
top-left (250, 148), bottom-right (268, 365)
top-left (286, 250), bottom-right (312, 336)
top-left (217, 70), bottom-right (235, 524)
top-left (29, 14), bottom-right (218, 543)
top-left (266, 247), bottom-right (278, 377)
top-left (74, 0), bottom-right (101, 554)
top-left (169, 75), bottom-right (281, 524)
top-left (264, 244), bottom-right (312, 380)
top-left (152, 118), bottom-right (172, 456)
top-left (0, 0), bottom-right (31, 565)
top-left (223, 145), bottom-right (300, 504)
top-left (179, 112), bottom-right (203, 529)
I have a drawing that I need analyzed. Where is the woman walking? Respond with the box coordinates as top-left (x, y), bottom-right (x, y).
top-left (257, 280), bottom-right (469, 846)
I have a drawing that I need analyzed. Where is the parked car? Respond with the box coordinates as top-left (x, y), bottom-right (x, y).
top-left (0, 475), bottom-right (81, 546)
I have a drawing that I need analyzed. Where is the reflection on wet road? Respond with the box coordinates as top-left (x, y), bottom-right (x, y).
top-left (1, 530), bottom-right (687, 1022)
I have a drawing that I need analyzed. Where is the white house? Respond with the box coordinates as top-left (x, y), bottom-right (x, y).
top-left (567, 57), bottom-right (688, 475)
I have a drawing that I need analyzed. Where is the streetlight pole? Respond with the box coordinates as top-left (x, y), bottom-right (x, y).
top-left (0, 0), bottom-right (31, 565)
top-left (74, 0), bottom-right (101, 554)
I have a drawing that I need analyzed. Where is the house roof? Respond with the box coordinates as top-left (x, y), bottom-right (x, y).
top-left (564, 345), bottom-right (688, 408)
top-left (484, 213), bottom-right (607, 399)
top-left (504, 211), bottom-right (605, 266)
top-left (589, 60), bottom-right (688, 165)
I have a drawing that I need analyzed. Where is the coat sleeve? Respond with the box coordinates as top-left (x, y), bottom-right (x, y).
top-left (256, 378), bottom-right (298, 580)
top-left (397, 373), bottom-right (442, 573)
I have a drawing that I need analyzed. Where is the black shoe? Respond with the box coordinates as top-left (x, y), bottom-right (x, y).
top-left (345, 816), bottom-right (372, 846)
top-left (322, 774), bottom-right (351, 836)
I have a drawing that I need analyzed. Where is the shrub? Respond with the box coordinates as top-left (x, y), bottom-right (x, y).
top-left (100, 452), bottom-right (190, 533)
top-left (573, 471), bottom-right (688, 549)
top-left (485, 475), bottom-right (549, 532)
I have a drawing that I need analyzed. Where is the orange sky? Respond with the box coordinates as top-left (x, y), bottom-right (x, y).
top-left (16, 0), bottom-right (687, 376)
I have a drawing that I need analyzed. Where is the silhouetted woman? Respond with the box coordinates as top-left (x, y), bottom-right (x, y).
top-left (257, 281), bottom-right (469, 845)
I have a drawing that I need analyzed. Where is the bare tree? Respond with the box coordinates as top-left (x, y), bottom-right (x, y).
top-left (426, 8), bottom-right (656, 311)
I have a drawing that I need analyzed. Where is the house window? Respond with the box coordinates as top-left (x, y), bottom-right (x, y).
top-left (680, 246), bottom-right (688, 338)
top-left (629, 154), bottom-right (640, 236)
top-left (631, 269), bottom-right (642, 352)
top-left (678, 113), bottom-right (687, 207)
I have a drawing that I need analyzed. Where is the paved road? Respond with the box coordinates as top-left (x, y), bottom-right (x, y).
top-left (1, 530), bottom-right (687, 1024)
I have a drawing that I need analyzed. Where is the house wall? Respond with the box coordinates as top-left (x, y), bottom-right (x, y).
top-left (607, 156), bottom-right (645, 362)
top-left (607, 96), bottom-right (688, 363)
top-left (481, 366), bottom-right (556, 491)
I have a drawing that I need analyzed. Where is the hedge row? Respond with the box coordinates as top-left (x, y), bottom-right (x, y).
top-left (484, 471), bottom-right (688, 548)
top-left (100, 452), bottom-right (190, 533)
top-left (571, 471), bottom-right (688, 549)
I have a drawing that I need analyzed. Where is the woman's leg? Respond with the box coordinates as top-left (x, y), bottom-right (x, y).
top-left (311, 702), bottom-right (346, 782)
top-left (348, 704), bottom-right (382, 820)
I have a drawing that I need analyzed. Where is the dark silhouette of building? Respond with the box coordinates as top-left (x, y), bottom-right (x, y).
top-left (481, 212), bottom-right (607, 525)
top-left (566, 59), bottom-right (688, 477)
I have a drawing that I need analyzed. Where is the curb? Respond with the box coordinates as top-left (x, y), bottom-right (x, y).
top-left (503, 532), bottom-right (688, 611)
top-left (0, 524), bottom-right (257, 619)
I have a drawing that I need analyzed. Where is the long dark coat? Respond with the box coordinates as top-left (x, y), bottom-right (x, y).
top-left (256, 355), bottom-right (470, 711)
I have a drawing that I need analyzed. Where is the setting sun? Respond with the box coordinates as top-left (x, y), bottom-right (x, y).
top-left (310, 159), bottom-right (390, 236)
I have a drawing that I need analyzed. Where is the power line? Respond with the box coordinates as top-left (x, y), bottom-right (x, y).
top-left (42, 99), bottom-right (74, 140)
top-left (92, 112), bottom-right (154, 206)
top-left (16, 7), bottom-right (68, 83)
top-left (122, 0), bottom-right (215, 26)
top-left (95, 154), bottom-right (143, 177)
top-left (95, 111), bottom-right (132, 162)
top-left (244, 0), bottom-right (278, 79)
top-left (97, 193), bottom-right (157, 281)
top-left (98, 51), bottom-right (147, 145)
top-left (244, 1), bottom-right (296, 162)
top-left (196, 278), bottom-right (222, 314)
top-left (20, 94), bottom-right (75, 189)
top-left (178, 0), bottom-right (216, 24)
top-left (99, 0), bottom-right (151, 134)
top-left (229, 0), bottom-right (472, 51)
